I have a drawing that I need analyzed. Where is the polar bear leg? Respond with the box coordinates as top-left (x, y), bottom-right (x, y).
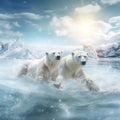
top-left (18, 64), bottom-right (28, 77)
top-left (84, 77), bottom-right (99, 91)
top-left (54, 75), bottom-right (64, 89)
top-left (76, 69), bottom-right (99, 91)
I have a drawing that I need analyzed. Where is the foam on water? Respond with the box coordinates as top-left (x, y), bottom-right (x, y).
top-left (0, 58), bottom-right (120, 120)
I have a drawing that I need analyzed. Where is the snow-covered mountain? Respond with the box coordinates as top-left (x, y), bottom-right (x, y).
top-left (0, 40), bottom-right (120, 59)
top-left (0, 40), bottom-right (39, 59)
top-left (96, 42), bottom-right (120, 58)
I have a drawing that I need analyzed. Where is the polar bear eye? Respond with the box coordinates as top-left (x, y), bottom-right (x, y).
top-left (78, 56), bottom-right (81, 58)
top-left (52, 52), bottom-right (55, 55)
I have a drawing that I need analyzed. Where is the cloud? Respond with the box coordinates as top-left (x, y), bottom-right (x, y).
top-left (108, 16), bottom-right (120, 32)
top-left (107, 31), bottom-right (120, 42)
top-left (0, 20), bottom-right (23, 39)
top-left (101, 0), bottom-right (120, 5)
top-left (0, 29), bottom-right (23, 39)
top-left (12, 21), bottom-right (20, 27)
top-left (109, 16), bottom-right (120, 24)
top-left (16, 12), bottom-right (43, 20)
top-left (50, 16), bottom-right (73, 36)
top-left (26, 21), bottom-right (42, 32)
top-left (50, 3), bottom-right (120, 45)
top-left (75, 4), bottom-right (101, 14)
top-left (94, 21), bottom-right (112, 33)
top-left (0, 12), bottom-right (43, 39)
top-left (50, 15), bottom-right (112, 44)
top-left (0, 12), bottom-right (43, 20)
top-left (107, 16), bottom-right (120, 42)
top-left (0, 20), bottom-right (12, 30)
top-left (50, 4), bottom-right (103, 43)
top-left (0, 13), bottom-right (13, 19)
top-left (0, 20), bottom-right (21, 31)
top-left (2, 30), bottom-right (23, 38)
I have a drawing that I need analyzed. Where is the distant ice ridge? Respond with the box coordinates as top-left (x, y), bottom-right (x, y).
top-left (0, 40), bottom-right (40, 59)
top-left (96, 42), bottom-right (120, 58)
top-left (0, 40), bottom-right (120, 59)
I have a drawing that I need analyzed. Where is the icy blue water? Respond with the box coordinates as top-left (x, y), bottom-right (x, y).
top-left (0, 59), bottom-right (120, 120)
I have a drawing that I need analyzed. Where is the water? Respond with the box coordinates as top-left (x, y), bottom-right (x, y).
top-left (0, 59), bottom-right (120, 120)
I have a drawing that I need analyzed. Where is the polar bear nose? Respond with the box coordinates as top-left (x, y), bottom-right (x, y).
top-left (81, 61), bottom-right (86, 65)
top-left (56, 56), bottom-right (61, 60)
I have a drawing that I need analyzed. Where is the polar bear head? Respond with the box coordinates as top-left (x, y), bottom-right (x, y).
top-left (46, 51), bottom-right (62, 61)
top-left (72, 50), bottom-right (87, 65)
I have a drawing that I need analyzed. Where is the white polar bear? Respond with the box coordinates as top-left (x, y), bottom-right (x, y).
top-left (18, 51), bottom-right (62, 82)
top-left (54, 50), bottom-right (99, 91)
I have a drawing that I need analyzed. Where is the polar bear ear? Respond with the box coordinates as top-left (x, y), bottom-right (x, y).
top-left (72, 52), bottom-right (74, 56)
top-left (46, 52), bottom-right (49, 56)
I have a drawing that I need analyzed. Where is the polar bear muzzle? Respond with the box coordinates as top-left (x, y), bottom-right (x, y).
top-left (80, 56), bottom-right (87, 65)
top-left (56, 55), bottom-right (61, 60)
top-left (81, 61), bottom-right (86, 65)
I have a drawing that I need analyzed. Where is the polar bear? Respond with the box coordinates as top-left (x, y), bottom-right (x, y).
top-left (54, 50), bottom-right (99, 91)
top-left (18, 51), bottom-right (62, 82)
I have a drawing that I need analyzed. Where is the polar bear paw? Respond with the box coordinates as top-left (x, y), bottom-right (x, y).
top-left (53, 82), bottom-right (64, 89)
top-left (86, 79), bottom-right (99, 92)
top-left (54, 83), bottom-right (61, 89)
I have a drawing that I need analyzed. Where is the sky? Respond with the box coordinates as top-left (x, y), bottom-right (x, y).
top-left (0, 0), bottom-right (120, 45)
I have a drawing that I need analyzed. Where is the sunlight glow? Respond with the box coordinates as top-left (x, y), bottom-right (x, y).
top-left (75, 20), bottom-right (95, 38)
top-left (70, 16), bottom-right (99, 44)
top-left (77, 21), bottom-right (94, 35)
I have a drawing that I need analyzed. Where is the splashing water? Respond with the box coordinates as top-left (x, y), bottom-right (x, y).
top-left (0, 58), bottom-right (120, 120)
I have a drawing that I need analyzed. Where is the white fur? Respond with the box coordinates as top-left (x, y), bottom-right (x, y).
top-left (18, 51), bottom-right (62, 82)
top-left (54, 50), bottom-right (99, 91)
